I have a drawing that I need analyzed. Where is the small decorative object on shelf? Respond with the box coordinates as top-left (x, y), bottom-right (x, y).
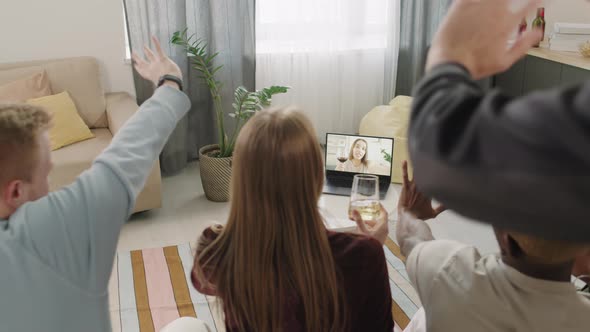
top-left (580, 41), bottom-right (590, 58)
top-left (532, 7), bottom-right (546, 47)
top-left (518, 18), bottom-right (528, 36)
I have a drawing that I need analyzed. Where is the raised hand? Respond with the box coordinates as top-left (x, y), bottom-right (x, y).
top-left (131, 36), bottom-right (183, 86)
top-left (398, 161), bottom-right (445, 220)
top-left (427, 0), bottom-right (543, 79)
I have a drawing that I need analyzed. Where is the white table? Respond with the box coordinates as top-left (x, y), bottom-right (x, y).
top-left (319, 183), bottom-right (399, 232)
top-left (320, 184), bottom-right (499, 255)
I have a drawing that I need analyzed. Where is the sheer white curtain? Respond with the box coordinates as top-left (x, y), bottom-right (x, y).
top-left (256, 0), bottom-right (400, 141)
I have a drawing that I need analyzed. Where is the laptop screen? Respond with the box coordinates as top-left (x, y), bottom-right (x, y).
top-left (325, 133), bottom-right (394, 177)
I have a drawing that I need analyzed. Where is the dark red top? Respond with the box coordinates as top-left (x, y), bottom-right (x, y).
top-left (192, 229), bottom-right (394, 332)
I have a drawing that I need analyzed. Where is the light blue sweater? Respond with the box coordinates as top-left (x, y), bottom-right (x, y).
top-left (0, 86), bottom-right (191, 332)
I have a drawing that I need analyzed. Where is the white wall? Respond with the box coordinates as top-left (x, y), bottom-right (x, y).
top-left (0, 0), bottom-right (135, 96)
top-left (1, 0), bottom-right (587, 97)
top-left (528, 0), bottom-right (590, 36)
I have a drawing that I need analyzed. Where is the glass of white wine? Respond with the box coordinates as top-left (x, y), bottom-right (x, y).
top-left (348, 174), bottom-right (380, 222)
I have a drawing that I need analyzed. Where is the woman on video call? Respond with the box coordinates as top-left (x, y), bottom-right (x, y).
top-left (336, 138), bottom-right (373, 173)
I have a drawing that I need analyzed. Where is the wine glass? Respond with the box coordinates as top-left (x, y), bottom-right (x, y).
top-left (348, 174), bottom-right (380, 222)
top-left (336, 147), bottom-right (348, 164)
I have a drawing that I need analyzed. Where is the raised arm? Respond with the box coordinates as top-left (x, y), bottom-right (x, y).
top-left (395, 161), bottom-right (444, 257)
top-left (409, 0), bottom-right (590, 242)
top-left (20, 37), bottom-right (191, 292)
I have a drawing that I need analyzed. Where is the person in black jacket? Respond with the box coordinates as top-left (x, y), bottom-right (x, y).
top-left (410, 0), bottom-right (590, 242)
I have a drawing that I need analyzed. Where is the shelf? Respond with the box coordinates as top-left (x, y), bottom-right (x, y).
top-left (527, 46), bottom-right (590, 71)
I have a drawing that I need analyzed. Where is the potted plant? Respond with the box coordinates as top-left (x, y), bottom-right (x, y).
top-left (381, 149), bottom-right (392, 164)
top-left (171, 29), bottom-right (289, 202)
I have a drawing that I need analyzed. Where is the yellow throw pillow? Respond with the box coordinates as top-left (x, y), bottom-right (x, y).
top-left (27, 91), bottom-right (94, 150)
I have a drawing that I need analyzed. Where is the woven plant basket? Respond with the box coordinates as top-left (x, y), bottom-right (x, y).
top-left (199, 144), bottom-right (232, 202)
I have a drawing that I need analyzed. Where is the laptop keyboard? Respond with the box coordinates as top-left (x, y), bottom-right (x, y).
top-left (327, 177), bottom-right (354, 187)
top-left (327, 176), bottom-right (389, 190)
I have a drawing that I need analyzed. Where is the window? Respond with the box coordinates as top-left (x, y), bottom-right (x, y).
top-left (123, 3), bottom-right (131, 62)
top-left (257, 0), bottom-right (391, 54)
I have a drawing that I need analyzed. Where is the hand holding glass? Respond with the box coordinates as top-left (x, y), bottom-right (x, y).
top-left (348, 175), bottom-right (381, 222)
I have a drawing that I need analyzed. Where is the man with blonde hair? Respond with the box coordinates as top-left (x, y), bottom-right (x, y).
top-left (0, 38), bottom-right (193, 331)
top-left (396, 162), bottom-right (590, 331)
top-left (0, 104), bottom-right (52, 205)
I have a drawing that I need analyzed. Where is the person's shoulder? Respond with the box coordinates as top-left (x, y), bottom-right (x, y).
top-left (407, 240), bottom-right (487, 311)
top-left (328, 231), bottom-right (382, 250)
top-left (409, 239), bottom-right (477, 265)
top-left (201, 225), bottom-right (222, 238)
top-left (328, 231), bottom-right (384, 267)
top-left (196, 224), bottom-right (223, 254)
top-left (407, 239), bottom-right (483, 284)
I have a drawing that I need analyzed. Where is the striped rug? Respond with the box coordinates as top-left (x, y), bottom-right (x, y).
top-left (109, 243), bottom-right (224, 332)
top-left (384, 238), bottom-right (421, 330)
top-left (109, 238), bottom-right (420, 332)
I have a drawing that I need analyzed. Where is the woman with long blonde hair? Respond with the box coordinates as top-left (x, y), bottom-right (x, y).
top-left (191, 108), bottom-right (394, 332)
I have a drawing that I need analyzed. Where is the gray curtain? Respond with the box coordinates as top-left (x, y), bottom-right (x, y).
top-left (124, 0), bottom-right (256, 175)
top-left (395, 0), bottom-right (452, 96)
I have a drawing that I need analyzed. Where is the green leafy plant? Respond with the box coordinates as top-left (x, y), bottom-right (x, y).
top-left (381, 149), bottom-right (392, 163)
top-left (171, 29), bottom-right (289, 158)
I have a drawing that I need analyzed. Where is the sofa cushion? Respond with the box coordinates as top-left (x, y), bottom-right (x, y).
top-left (49, 128), bottom-right (112, 191)
top-left (0, 71), bottom-right (52, 102)
top-left (0, 57), bottom-right (107, 128)
top-left (27, 91), bottom-right (95, 150)
top-left (359, 95), bottom-right (413, 183)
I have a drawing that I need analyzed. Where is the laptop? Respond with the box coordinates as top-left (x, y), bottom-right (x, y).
top-left (323, 133), bottom-right (394, 200)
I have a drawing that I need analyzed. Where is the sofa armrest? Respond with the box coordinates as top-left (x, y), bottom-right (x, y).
top-left (106, 92), bottom-right (138, 136)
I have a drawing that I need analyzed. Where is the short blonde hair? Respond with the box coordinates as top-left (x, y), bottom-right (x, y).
top-left (0, 104), bottom-right (51, 186)
top-left (510, 231), bottom-right (590, 264)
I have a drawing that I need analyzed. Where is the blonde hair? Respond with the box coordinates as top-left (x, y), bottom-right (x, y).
top-left (0, 104), bottom-right (51, 187)
top-left (510, 232), bottom-right (590, 264)
top-left (195, 107), bottom-right (346, 331)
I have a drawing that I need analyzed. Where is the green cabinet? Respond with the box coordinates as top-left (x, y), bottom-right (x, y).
top-left (494, 55), bottom-right (590, 96)
top-left (522, 57), bottom-right (563, 93)
top-left (562, 64), bottom-right (590, 86)
top-left (495, 58), bottom-right (526, 96)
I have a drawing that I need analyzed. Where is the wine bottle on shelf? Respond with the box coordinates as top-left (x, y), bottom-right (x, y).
top-left (532, 7), bottom-right (546, 47)
top-left (518, 18), bottom-right (527, 36)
